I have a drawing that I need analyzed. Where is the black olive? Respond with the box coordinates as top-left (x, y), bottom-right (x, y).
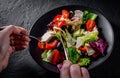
top-left (68, 25), bottom-right (73, 33)
top-left (81, 51), bottom-right (88, 57)
top-left (61, 26), bottom-right (67, 31)
top-left (81, 24), bottom-right (86, 30)
top-left (69, 11), bottom-right (74, 19)
top-left (57, 42), bottom-right (64, 52)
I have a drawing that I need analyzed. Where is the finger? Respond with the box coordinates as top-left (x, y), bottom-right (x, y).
top-left (60, 60), bottom-right (72, 78)
top-left (10, 25), bottom-right (28, 35)
top-left (10, 38), bottom-right (29, 47)
top-left (2, 25), bottom-right (28, 35)
top-left (12, 35), bottom-right (30, 41)
top-left (13, 45), bottom-right (28, 51)
top-left (81, 67), bottom-right (90, 78)
top-left (57, 63), bottom-right (63, 71)
top-left (16, 26), bottom-right (28, 35)
top-left (13, 40), bottom-right (29, 45)
top-left (10, 35), bottom-right (30, 46)
top-left (70, 64), bottom-right (82, 78)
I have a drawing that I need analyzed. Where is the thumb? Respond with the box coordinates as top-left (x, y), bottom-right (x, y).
top-left (0, 49), bottom-right (11, 72)
top-left (81, 67), bottom-right (90, 78)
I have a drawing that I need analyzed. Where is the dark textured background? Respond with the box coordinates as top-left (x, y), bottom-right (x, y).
top-left (0, 0), bottom-right (120, 78)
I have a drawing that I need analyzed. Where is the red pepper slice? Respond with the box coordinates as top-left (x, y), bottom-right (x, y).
top-left (38, 42), bottom-right (45, 49)
top-left (51, 49), bottom-right (60, 65)
top-left (79, 46), bottom-right (87, 51)
top-left (62, 9), bottom-right (69, 18)
top-left (92, 51), bottom-right (100, 58)
top-left (45, 40), bottom-right (58, 50)
top-left (86, 19), bottom-right (96, 31)
top-left (58, 20), bottom-right (66, 28)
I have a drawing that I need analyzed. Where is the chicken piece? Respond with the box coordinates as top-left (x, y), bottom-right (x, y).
top-left (85, 43), bottom-right (95, 56)
top-left (41, 31), bottom-right (54, 42)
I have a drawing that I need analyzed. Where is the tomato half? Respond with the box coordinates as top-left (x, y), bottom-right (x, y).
top-left (86, 19), bottom-right (96, 31)
top-left (45, 40), bottom-right (58, 50)
top-left (38, 42), bottom-right (45, 49)
top-left (51, 49), bottom-right (60, 65)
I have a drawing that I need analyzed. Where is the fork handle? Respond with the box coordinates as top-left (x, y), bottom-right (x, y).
top-left (19, 34), bottom-right (40, 42)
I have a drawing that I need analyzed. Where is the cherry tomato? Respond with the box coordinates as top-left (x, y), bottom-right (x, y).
top-left (62, 9), bottom-right (69, 18)
top-left (53, 14), bottom-right (62, 23)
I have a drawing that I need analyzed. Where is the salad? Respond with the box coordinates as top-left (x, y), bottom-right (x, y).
top-left (37, 9), bottom-right (107, 67)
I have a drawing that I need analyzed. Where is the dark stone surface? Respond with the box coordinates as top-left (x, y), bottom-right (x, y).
top-left (0, 0), bottom-right (120, 78)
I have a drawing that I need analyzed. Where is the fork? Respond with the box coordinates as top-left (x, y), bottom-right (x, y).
top-left (0, 27), bottom-right (40, 42)
top-left (19, 34), bottom-right (41, 42)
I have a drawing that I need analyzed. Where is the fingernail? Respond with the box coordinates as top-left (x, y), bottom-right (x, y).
top-left (57, 64), bottom-right (63, 71)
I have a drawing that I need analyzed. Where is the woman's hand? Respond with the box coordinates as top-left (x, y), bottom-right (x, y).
top-left (59, 60), bottom-right (90, 78)
top-left (0, 25), bottom-right (30, 72)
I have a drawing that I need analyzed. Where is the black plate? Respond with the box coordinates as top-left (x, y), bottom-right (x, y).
top-left (29, 5), bottom-right (114, 73)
